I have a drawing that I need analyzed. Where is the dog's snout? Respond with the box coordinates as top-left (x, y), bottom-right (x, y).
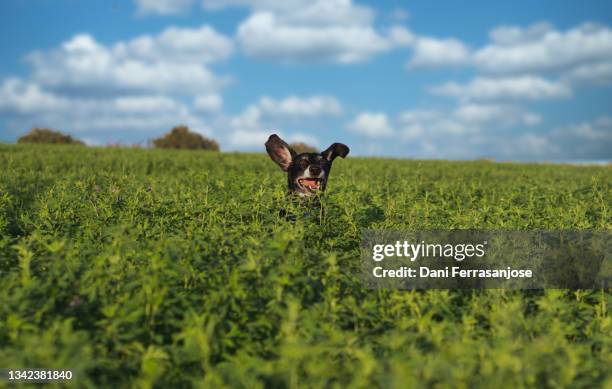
top-left (309, 165), bottom-right (322, 176)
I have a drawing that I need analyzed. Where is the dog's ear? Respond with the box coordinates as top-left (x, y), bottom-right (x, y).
top-left (322, 143), bottom-right (349, 162)
top-left (265, 134), bottom-right (296, 171)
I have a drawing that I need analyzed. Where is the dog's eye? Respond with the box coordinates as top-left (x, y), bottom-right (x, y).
top-left (299, 159), bottom-right (309, 169)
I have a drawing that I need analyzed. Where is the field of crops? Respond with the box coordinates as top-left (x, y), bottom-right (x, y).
top-left (0, 144), bottom-right (610, 388)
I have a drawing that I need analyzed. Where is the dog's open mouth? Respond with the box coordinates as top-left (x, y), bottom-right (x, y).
top-left (298, 178), bottom-right (322, 190)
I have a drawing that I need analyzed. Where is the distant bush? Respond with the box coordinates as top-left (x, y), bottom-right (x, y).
top-left (289, 142), bottom-right (318, 154)
top-left (152, 125), bottom-right (219, 151)
top-left (17, 128), bottom-right (84, 145)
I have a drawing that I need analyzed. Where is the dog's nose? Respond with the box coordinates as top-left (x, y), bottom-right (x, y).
top-left (309, 166), bottom-right (322, 176)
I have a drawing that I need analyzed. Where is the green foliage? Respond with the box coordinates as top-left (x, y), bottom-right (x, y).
top-left (0, 144), bottom-right (610, 388)
top-left (17, 128), bottom-right (84, 145)
top-left (152, 125), bottom-right (219, 151)
top-left (289, 142), bottom-right (318, 154)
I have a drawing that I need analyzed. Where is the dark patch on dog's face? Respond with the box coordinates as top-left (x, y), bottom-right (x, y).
top-left (265, 134), bottom-right (349, 196)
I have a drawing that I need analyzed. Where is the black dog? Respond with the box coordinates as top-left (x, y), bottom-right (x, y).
top-left (265, 134), bottom-right (349, 197)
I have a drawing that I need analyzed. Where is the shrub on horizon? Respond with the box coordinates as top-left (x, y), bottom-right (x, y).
top-left (17, 128), bottom-right (84, 145)
top-left (152, 125), bottom-right (219, 151)
top-left (289, 142), bottom-right (318, 154)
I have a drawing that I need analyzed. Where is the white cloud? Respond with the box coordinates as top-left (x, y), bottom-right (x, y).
top-left (113, 95), bottom-right (184, 113)
top-left (503, 117), bottom-right (612, 160)
top-left (229, 95), bottom-right (341, 130)
top-left (236, 12), bottom-right (399, 63)
top-left (134, 0), bottom-right (195, 15)
top-left (397, 109), bottom-right (442, 124)
top-left (454, 103), bottom-right (541, 126)
top-left (224, 94), bottom-right (341, 148)
top-left (553, 116), bottom-right (612, 141)
top-left (347, 112), bottom-right (394, 137)
top-left (388, 26), bottom-right (416, 47)
top-left (430, 76), bottom-right (571, 101)
top-left (562, 116), bottom-right (612, 159)
top-left (398, 108), bottom-right (470, 138)
top-left (409, 37), bottom-right (471, 68)
top-left (411, 21), bottom-right (612, 146)
top-left (474, 22), bottom-right (612, 75)
top-left (411, 22), bottom-right (612, 78)
top-left (227, 129), bottom-right (319, 149)
top-left (205, 0), bottom-right (410, 63)
top-left (488, 22), bottom-right (554, 46)
top-left (392, 104), bottom-right (612, 160)
top-left (0, 78), bottom-right (69, 114)
top-left (395, 102), bottom-right (545, 158)
top-left (409, 21), bottom-right (612, 104)
top-left (512, 134), bottom-right (557, 155)
top-left (117, 25), bottom-right (234, 63)
top-left (204, 0), bottom-right (374, 26)
top-left (26, 26), bottom-right (233, 95)
top-left (194, 94), bottom-right (223, 112)
top-left (229, 106), bottom-right (262, 133)
top-left (0, 24), bottom-right (228, 143)
top-left (563, 61), bottom-right (612, 84)
top-left (522, 113), bottom-right (543, 126)
top-left (402, 103), bottom-right (540, 127)
top-left (0, 78), bottom-right (210, 136)
top-left (257, 95), bottom-right (342, 118)
top-left (228, 129), bottom-right (271, 147)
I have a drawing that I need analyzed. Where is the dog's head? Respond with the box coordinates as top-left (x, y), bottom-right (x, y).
top-left (265, 134), bottom-right (349, 196)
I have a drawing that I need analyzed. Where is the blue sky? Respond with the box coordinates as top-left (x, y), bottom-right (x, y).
top-left (1, 0), bottom-right (611, 161)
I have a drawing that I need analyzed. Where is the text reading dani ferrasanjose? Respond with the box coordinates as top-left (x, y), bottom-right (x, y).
top-left (371, 241), bottom-right (533, 279)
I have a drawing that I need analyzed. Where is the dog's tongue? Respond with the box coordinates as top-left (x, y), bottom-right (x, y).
top-left (302, 178), bottom-right (320, 188)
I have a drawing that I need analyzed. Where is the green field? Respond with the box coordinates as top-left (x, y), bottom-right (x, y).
top-left (0, 144), bottom-right (610, 388)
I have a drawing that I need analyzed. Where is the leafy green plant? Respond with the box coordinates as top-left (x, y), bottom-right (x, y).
top-left (0, 144), bottom-right (609, 388)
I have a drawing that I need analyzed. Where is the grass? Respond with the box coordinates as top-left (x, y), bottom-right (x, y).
top-left (0, 144), bottom-right (610, 388)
